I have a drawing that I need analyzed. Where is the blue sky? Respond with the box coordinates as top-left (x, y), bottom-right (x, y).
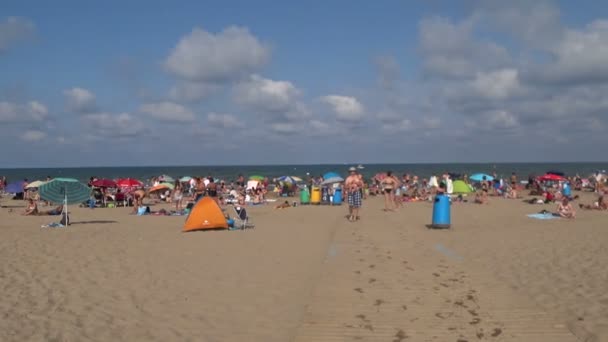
top-left (1, 0), bottom-right (608, 167)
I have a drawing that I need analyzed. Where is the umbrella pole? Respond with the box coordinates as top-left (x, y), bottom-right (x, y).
top-left (64, 192), bottom-right (68, 226)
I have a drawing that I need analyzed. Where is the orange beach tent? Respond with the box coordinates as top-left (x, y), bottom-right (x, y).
top-left (183, 197), bottom-right (228, 232)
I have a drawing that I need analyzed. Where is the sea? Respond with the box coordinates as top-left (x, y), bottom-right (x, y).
top-left (1, 163), bottom-right (606, 183)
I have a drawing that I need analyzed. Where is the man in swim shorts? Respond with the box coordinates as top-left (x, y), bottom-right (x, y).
top-left (344, 167), bottom-right (364, 222)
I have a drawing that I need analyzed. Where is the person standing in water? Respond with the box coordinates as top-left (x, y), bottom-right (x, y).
top-left (344, 167), bottom-right (364, 222)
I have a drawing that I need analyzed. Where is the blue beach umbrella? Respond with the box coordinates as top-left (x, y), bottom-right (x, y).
top-left (470, 173), bottom-right (494, 182)
top-left (323, 172), bottom-right (341, 180)
top-left (5, 181), bottom-right (26, 193)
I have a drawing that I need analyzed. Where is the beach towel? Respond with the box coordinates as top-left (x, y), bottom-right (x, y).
top-left (527, 213), bottom-right (559, 220)
top-left (41, 222), bottom-right (65, 228)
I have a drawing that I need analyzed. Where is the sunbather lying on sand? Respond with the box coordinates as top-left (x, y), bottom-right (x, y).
top-left (275, 201), bottom-right (291, 209)
top-left (40, 205), bottom-right (63, 216)
top-left (579, 196), bottom-right (607, 210)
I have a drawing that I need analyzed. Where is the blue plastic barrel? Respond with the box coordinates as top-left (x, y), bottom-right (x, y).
top-left (563, 183), bottom-right (572, 197)
top-left (332, 188), bottom-right (342, 205)
top-left (431, 194), bottom-right (451, 229)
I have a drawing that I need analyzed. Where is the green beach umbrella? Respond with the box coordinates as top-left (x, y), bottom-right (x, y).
top-left (39, 178), bottom-right (91, 225)
top-left (179, 176), bottom-right (192, 182)
top-left (452, 180), bottom-right (473, 194)
top-left (39, 178), bottom-right (91, 205)
top-left (249, 175), bottom-right (264, 181)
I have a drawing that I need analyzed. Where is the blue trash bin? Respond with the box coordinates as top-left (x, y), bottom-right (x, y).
top-left (563, 183), bottom-right (572, 198)
top-left (431, 194), bottom-right (451, 229)
top-left (332, 188), bottom-right (342, 205)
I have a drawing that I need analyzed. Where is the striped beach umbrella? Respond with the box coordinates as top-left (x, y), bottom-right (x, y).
top-left (38, 178), bottom-right (91, 205)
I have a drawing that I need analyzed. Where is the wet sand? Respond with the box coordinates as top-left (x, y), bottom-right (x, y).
top-left (1, 191), bottom-right (606, 341)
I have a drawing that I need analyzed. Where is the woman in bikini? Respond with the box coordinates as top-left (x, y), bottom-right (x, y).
top-left (172, 181), bottom-right (183, 211)
top-left (381, 171), bottom-right (399, 211)
top-left (557, 198), bottom-right (576, 218)
top-left (579, 195), bottom-right (607, 210)
top-left (22, 198), bottom-right (38, 216)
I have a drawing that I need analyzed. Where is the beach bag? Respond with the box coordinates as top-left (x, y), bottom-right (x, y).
top-left (137, 206), bottom-right (147, 216)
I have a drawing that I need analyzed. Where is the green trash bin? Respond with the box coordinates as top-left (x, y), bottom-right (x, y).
top-left (300, 187), bottom-right (310, 205)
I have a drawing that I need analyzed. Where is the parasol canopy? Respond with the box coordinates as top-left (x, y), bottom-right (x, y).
top-left (179, 176), bottom-right (192, 182)
top-left (322, 172), bottom-right (341, 180)
top-left (158, 175), bottom-right (174, 182)
top-left (38, 178), bottom-right (91, 205)
top-left (277, 175), bottom-right (302, 184)
top-left (5, 181), bottom-right (26, 193)
top-left (249, 175), bottom-right (264, 181)
top-left (538, 174), bottom-right (565, 182)
top-left (91, 178), bottom-right (117, 188)
top-left (149, 183), bottom-right (174, 192)
top-left (116, 178), bottom-right (143, 188)
top-left (322, 176), bottom-right (344, 185)
top-left (470, 173), bottom-right (494, 182)
top-left (25, 180), bottom-right (47, 189)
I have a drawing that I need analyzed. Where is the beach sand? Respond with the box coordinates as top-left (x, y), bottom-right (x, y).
top-left (1, 192), bottom-right (606, 341)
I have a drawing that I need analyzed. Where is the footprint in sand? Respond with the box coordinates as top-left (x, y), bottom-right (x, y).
top-left (354, 288), bottom-right (364, 293)
top-left (491, 328), bottom-right (502, 337)
top-left (368, 278), bottom-right (376, 284)
top-left (374, 299), bottom-right (385, 306)
top-left (369, 264), bottom-right (375, 269)
top-left (393, 329), bottom-right (407, 342)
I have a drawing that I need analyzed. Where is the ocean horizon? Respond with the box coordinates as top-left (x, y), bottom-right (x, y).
top-left (1, 162), bottom-right (606, 183)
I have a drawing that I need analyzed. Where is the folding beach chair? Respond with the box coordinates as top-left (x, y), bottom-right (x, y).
top-left (232, 205), bottom-right (254, 230)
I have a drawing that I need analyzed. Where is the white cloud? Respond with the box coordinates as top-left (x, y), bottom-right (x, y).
top-left (321, 95), bottom-right (364, 122)
top-left (419, 16), bottom-right (511, 78)
top-left (0, 17), bottom-right (35, 53)
top-left (165, 26), bottom-right (269, 82)
top-left (0, 101), bottom-right (47, 122)
top-left (139, 101), bottom-right (195, 123)
top-left (81, 112), bottom-right (146, 139)
top-left (206, 112), bottom-right (243, 128)
top-left (234, 74), bottom-right (300, 112)
top-left (270, 122), bottom-right (298, 134)
top-left (471, 68), bottom-right (520, 99)
top-left (64, 87), bottom-right (97, 113)
top-left (21, 129), bottom-right (46, 142)
top-left (168, 81), bottom-right (218, 102)
top-left (529, 20), bottom-right (608, 84)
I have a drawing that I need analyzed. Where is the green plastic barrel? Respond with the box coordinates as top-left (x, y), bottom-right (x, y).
top-left (300, 187), bottom-right (310, 204)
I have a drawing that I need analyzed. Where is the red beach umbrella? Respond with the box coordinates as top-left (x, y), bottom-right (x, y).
top-left (91, 178), bottom-right (117, 188)
top-left (538, 174), bottom-right (565, 182)
top-left (116, 178), bottom-right (143, 188)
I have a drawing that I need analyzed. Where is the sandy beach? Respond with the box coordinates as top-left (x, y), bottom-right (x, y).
top-left (1, 192), bottom-right (607, 341)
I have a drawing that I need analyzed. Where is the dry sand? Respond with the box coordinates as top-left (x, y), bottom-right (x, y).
top-left (0, 191), bottom-right (606, 341)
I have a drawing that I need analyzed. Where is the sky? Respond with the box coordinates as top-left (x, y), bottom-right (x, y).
top-left (1, 0), bottom-right (608, 167)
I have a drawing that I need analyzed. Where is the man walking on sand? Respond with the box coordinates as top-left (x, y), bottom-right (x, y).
top-left (344, 166), bottom-right (363, 222)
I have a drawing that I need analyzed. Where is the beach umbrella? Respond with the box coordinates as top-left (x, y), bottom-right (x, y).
top-left (158, 175), bottom-right (174, 182)
top-left (116, 178), bottom-right (143, 188)
top-left (277, 176), bottom-right (299, 184)
top-left (290, 176), bottom-right (303, 182)
top-left (538, 174), bottom-right (565, 182)
top-left (323, 172), bottom-right (340, 180)
top-left (149, 183), bottom-right (173, 193)
top-left (39, 178), bottom-right (91, 224)
top-left (5, 181), bottom-right (26, 193)
top-left (39, 178), bottom-right (91, 205)
top-left (179, 176), bottom-right (192, 182)
top-left (322, 176), bottom-right (344, 185)
top-left (25, 180), bottom-right (47, 189)
top-left (452, 180), bottom-right (473, 194)
top-left (249, 175), bottom-right (264, 181)
top-left (546, 170), bottom-right (565, 176)
top-left (470, 173), bottom-right (494, 182)
top-left (91, 178), bottom-right (117, 188)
